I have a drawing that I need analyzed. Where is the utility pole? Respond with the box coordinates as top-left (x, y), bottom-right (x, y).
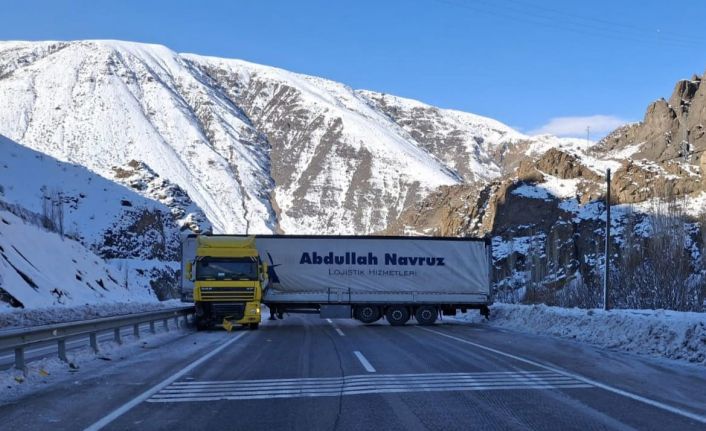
top-left (586, 126), bottom-right (590, 146)
top-left (603, 168), bottom-right (611, 311)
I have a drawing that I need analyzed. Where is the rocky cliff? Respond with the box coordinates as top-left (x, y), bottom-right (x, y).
top-left (388, 71), bottom-right (706, 309)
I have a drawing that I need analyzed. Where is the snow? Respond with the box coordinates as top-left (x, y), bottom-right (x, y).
top-left (540, 176), bottom-right (581, 199)
top-left (511, 184), bottom-right (553, 200)
top-left (0, 40), bottom-right (275, 235)
top-left (512, 176), bottom-right (580, 201)
top-left (0, 134), bottom-right (181, 251)
top-left (525, 135), bottom-right (595, 157)
top-left (185, 53), bottom-right (462, 234)
top-left (0, 300), bottom-right (184, 329)
top-left (0, 39), bottom-right (595, 237)
top-left (458, 303), bottom-right (706, 365)
top-left (683, 192), bottom-right (706, 217)
top-left (492, 234), bottom-right (546, 261)
top-left (0, 208), bottom-right (158, 310)
top-left (610, 142), bottom-right (644, 159)
top-left (356, 90), bottom-right (527, 182)
top-left (525, 135), bottom-right (623, 175)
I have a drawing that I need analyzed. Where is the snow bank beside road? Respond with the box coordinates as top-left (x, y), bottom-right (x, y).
top-left (0, 300), bottom-right (185, 329)
top-left (458, 304), bottom-right (706, 365)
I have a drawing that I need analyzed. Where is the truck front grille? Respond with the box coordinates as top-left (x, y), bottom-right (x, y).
top-left (200, 287), bottom-right (255, 301)
top-left (212, 303), bottom-right (245, 320)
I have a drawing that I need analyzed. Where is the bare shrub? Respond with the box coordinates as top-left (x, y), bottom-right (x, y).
top-left (523, 232), bottom-right (551, 304)
top-left (555, 272), bottom-right (602, 309)
top-left (40, 186), bottom-right (65, 237)
top-left (610, 198), bottom-right (704, 311)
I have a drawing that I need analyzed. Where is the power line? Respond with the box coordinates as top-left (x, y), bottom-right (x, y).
top-left (431, 0), bottom-right (705, 51)
top-left (500, 0), bottom-right (705, 46)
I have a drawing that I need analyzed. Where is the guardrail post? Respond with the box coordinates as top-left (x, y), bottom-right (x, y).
top-left (1, 306), bottom-right (195, 370)
top-left (90, 332), bottom-right (99, 353)
top-left (58, 339), bottom-right (68, 362)
top-left (14, 347), bottom-right (25, 371)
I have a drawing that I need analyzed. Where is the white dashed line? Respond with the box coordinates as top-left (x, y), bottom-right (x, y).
top-left (326, 318), bottom-right (345, 336)
top-left (353, 351), bottom-right (376, 373)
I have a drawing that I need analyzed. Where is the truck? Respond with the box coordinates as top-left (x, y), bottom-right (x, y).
top-left (181, 234), bottom-right (491, 328)
top-left (181, 235), bottom-right (266, 330)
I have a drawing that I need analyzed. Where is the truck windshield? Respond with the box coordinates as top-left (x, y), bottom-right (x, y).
top-left (195, 257), bottom-right (258, 281)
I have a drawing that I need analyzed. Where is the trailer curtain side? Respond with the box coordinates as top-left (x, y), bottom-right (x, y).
top-left (254, 237), bottom-right (489, 296)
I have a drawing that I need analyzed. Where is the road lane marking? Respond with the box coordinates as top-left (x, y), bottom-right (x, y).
top-left (353, 351), bottom-right (376, 372)
top-left (83, 331), bottom-right (249, 431)
top-left (418, 327), bottom-right (706, 425)
top-left (326, 318), bottom-right (345, 336)
top-left (146, 371), bottom-right (590, 402)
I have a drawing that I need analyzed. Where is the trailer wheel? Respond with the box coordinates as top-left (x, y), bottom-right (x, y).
top-left (415, 306), bottom-right (438, 326)
top-left (355, 305), bottom-right (381, 324)
top-left (386, 305), bottom-right (410, 326)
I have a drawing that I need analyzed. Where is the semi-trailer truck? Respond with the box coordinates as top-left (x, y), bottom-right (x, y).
top-left (181, 235), bottom-right (491, 327)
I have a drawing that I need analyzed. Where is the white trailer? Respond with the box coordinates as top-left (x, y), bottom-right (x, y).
top-left (254, 235), bottom-right (491, 325)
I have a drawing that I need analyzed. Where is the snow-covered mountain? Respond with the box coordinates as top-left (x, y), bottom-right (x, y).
top-left (0, 40), bottom-right (274, 234)
top-left (0, 40), bottom-right (557, 236)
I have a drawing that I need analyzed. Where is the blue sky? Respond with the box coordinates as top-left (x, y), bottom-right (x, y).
top-left (2, 0), bottom-right (706, 138)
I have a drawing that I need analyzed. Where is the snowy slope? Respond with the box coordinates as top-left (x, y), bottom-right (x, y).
top-left (0, 40), bottom-right (463, 235)
top-left (0, 40), bottom-right (274, 234)
top-left (0, 208), bottom-right (157, 309)
top-left (0, 39), bottom-right (587, 236)
top-left (0, 134), bottom-right (182, 260)
top-left (357, 91), bottom-right (527, 182)
top-left (183, 54), bottom-right (462, 233)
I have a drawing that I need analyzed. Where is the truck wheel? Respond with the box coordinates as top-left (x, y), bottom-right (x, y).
top-left (355, 305), bottom-right (381, 324)
top-left (249, 323), bottom-right (259, 330)
top-left (386, 305), bottom-right (410, 326)
top-left (415, 306), bottom-right (438, 326)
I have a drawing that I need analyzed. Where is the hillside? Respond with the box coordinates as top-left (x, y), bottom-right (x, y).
top-left (0, 207), bottom-right (157, 309)
top-left (1, 39), bottom-right (705, 311)
top-left (388, 71), bottom-right (706, 310)
top-left (0, 134), bottom-right (197, 306)
top-left (0, 40), bottom-right (578, 237)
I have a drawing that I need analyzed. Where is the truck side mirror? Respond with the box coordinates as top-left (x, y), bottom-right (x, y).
top-left (185, 261), bottom-right (194, 281)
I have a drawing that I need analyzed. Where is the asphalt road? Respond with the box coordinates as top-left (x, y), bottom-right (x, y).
top-left (2, 314), bottom-right (706, 430)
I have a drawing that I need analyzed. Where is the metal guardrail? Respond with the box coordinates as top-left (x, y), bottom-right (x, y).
top-left (0, 306), bottom-right (195, 371)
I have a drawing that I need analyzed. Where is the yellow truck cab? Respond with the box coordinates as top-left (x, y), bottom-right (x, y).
top-left (184, 235), bottom-right (266, 330)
